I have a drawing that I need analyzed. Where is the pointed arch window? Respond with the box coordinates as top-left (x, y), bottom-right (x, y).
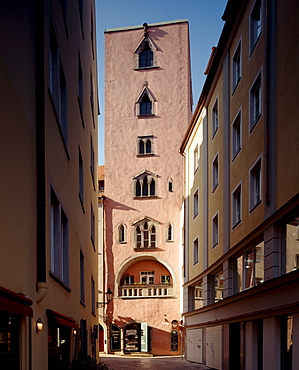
top-left (133, 171), bottom-right (158, 198)
top-left (134, 219), bottom-right (158, 249)
top-left (136, 83), bottom-right (156, 117)
top-left (140, 93), bottom-right (152, 116)
top-left (134, 31), bottom-right (157, 70)
top-left (139, 41), bottom-right (153, 68)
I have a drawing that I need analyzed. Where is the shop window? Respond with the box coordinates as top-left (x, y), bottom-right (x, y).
top-left (213, 270), bottom-right (223, 302)
top-left (235, 241), bottom-right (264, 292)
top-left (282, 214), bottom-right (299, 274)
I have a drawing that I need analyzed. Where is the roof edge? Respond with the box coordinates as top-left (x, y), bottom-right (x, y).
top-left (104, 19), bottom-right (188, 33)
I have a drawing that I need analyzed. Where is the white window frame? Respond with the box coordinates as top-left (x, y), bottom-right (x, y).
top-left (212, 154), bottom-right (219, 191)
top-left (232, 110), bottom-right (242, 159)
top-left (250, 0), bottom-right (262, 53)
top-left (250, 72), bottom-right (262, 131)
top-left (212, 98), bottom-right (219, 138)
top-left (140, 271), bottom-right (155, 284)
top-left (212, 213), bottom-right (219, 248)
top-left (232, 40), bottom-right (242, 91)
top-left (232, 183), bottom-right (242, 227)
top-left (161, 275), bottom-right (170, 285)
top-left (134, 220), bottom-right (157, 249)
top-left (249, 157), bottom-right (262, 210)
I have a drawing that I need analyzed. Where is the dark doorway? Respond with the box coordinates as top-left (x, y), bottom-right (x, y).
top-left (0, 311), bottom-right (19, 370)
top-left (99, 324), bottom-right (104, 352)
top-left (110, 324), bottom-right (121, 352)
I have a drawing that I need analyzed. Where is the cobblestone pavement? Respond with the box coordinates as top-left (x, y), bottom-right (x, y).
top-left (99, 354), bottom-right (210, 370)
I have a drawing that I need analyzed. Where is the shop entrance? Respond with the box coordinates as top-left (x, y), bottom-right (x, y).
top-left (124, 323), bottom-right (141, 352)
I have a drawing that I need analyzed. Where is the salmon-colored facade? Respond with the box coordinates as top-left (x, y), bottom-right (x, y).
top-left (102, 20), bottom-right (192, 355)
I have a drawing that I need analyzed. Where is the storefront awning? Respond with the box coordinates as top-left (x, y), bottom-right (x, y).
top-left (46, 309), bottom-right (79, 329)
top-left (0, 285), bottom-right (33, 317)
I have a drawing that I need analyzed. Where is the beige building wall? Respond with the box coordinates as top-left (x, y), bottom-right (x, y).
top-left (181, 0), bottom-right (299, 368)
top-left (0, 1), bottom-right (99, 369)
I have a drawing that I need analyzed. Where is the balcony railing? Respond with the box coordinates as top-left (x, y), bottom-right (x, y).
top-left (119, 284), bottom-right (173, 298)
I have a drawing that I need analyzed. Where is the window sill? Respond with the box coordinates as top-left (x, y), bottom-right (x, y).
top-left (232, 77), bottom-right (241, 95)
top-left (250, 199), bottom-right (262, 213)
top-left (134, 195), bottom-right (158, 199)
top-left (232, 219), bottom-right (242, 229)
top-left (49, 271), bottom-right (71, 292)
top-left (134, 247), bottom-right (157, 251)
top-left (134, 66), bottom-right (159, 71)
top-left (48, 88), bottom-right (70, 160)
top-left (79, 193), bottom-right (85, 213)
top-left (137, 153), bottom-right (155, 157)
top-left (232, 147), bottom-right (241, 161)
top-left (250, 113), bottom-right (261, 132)
top-left (137, 114), bottom-right (155, 118)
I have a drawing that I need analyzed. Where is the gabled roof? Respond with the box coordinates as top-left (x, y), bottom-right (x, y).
top-left (133, 169), bottom-right (159, 179)
top-left (132, 216), bottom-right (161, 226)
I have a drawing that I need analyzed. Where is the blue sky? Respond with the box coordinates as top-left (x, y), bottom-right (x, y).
top-left (96, 0), bottom-right (227, 165)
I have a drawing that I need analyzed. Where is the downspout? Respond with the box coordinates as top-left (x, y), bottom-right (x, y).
top-left (264, 0), bottom-right (270, 207)
top-left (35, 0), bottom-right (48, 303)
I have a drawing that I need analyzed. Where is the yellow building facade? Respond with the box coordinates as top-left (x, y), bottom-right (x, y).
top-left (181, 0), bottom-right (299, 369)
top-left (0, 1), bottom-right (99, 369)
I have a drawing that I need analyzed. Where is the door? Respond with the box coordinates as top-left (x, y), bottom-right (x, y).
top-left (99, 324), bottom-right (104, 352)
top-left (124, 323), bottom-right (141, 353)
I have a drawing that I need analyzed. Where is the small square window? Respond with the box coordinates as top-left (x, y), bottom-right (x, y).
top-left (232, 112), bottom-right (241, 159)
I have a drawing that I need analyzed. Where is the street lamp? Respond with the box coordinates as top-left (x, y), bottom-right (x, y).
top-left (97, 288), bottom-right (114, 308)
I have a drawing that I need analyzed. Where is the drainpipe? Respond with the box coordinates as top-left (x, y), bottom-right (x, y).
top-left (35, 0), bottom-right (48, 302)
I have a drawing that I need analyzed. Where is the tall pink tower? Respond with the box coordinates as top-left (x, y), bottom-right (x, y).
top-left (103, 20), bottom-right (192, 355)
